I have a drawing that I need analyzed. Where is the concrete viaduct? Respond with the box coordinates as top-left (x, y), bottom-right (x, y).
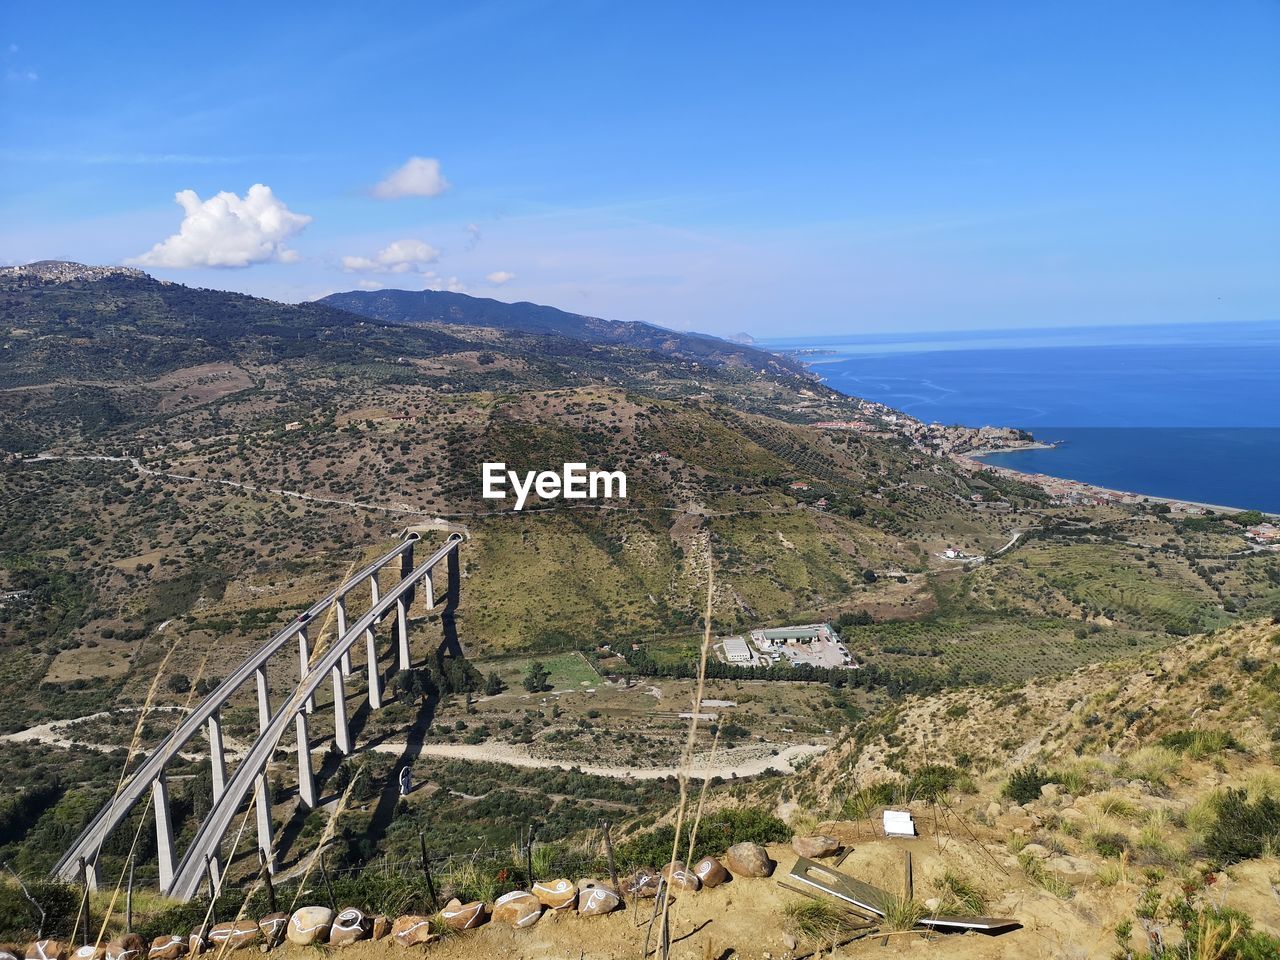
top-left (51, 531), bottom-right (463, 902)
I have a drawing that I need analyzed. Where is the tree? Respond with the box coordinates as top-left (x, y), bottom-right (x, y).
top-left (166, 673), bottom-right (191, 694)
top-left (392, 669), bottom-right (428, 702)
top-left (523, 661), bottom-right (550, 693)
top-left (484, 672), bottom-right (505, 696)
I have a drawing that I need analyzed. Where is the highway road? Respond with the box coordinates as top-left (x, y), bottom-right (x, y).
top-left (166, 534), bottom-right (460, 900)
top-left (52, 533), bottom-right (423, 884)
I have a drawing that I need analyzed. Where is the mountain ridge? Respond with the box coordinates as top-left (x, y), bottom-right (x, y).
top-left (316, 287), bottom-right (803, 376)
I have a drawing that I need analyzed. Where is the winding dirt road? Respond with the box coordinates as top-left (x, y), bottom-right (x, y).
top-left (366, 739), bottom-right (828, 780)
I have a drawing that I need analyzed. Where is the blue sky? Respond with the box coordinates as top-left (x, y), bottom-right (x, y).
top-left (2, 1), bottom-right (1277, 335)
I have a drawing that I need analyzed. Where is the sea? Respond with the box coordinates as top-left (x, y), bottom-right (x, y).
top-left (763, 319), bottom-right (1280, 514)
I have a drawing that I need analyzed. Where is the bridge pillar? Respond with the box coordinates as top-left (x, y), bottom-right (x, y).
top-left (82, 856), bottom-right (98, 893)
top-left (423, 570), bottom-right (435, 611)
top-left (447, 547), bottom-right (460, 604)
top-left (396, 597), bottom-right (410, 670)
top-left (332, 665), bottom-right (351, 754)
top-left (255, 667), bottom-right (271, 733)
top-left (337, 597), bottom-right (352, 677)
top-left (298, 628), bottom-right (314, 713)
top-left (254, 773), bottom-right (275, 872)
top-left (295, 712), bottom-right (317, 808)
top-left (365, 627), bottom-right (382, 709)
top-left (207, 713), bottom-right (226, 801)
top-left (366, 577), bottom-right (382, 708)
top-left (205, 853), bottom-right (222, 896)
top-left (152, 776), bottom-right (177, 891)
top-left (400, 540), bottom-right (416, 606)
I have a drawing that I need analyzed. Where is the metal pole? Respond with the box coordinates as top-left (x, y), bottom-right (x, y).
top-left (125, 859), bottom-right (134, 931)
top-left (417, 832), bottom-right (437, 911)
top-left (319, 854), bottom-right (337, 913)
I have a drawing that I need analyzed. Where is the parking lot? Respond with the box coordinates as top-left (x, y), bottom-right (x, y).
top-left (714, 623), bottom-right (858, 669)
top-left (770, 636), bottom-right (852, 668)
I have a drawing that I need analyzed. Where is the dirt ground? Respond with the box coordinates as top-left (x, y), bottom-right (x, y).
top-left (259, 836), bottom-right (1117, 960)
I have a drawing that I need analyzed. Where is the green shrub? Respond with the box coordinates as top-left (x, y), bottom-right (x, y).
top-left (1003, 765), bottom-right (1051, 805)
top-left (0, 880), bottom-right (79, 941)
top-left (1204, 789), bottom-right (1280, 865)
top-left (1090, 831), bottom-right (1130, 859)
top-left (614, 806), bottom-right (788, 869)
top-left (904, 765), bottom-right (963, 801)
top-left (1173, 901), bottom-right (1280, 959)
top-left (840, 780), bottom-right (900, 819)
top-left (1159, 729), bottom-right (1240, 758)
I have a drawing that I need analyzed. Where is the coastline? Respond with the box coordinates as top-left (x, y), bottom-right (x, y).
top-left (957, 447), bottom-right (1276, 518)
top-left (785, 349), bottom-right (1279, 519)
top-left (962, 441), bottom-right (1057, 458)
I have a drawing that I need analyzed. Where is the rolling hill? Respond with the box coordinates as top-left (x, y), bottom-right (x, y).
top-left (316, 287), bottom-right (804, 376)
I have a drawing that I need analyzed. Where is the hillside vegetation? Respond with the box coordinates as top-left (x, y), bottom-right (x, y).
top-left (1, 271), bottom-right (1277, 956)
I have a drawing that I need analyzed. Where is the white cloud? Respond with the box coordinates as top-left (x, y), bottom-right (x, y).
top-left (341, 238), bottom-right (440, 274)
top-left (485, 270), bottom-right (515, 285)
top-left (356, 279), bottom-right (384, 290)
top-left (372, 156), bottom-right (449, 199)
top-left (130, 184), bottom-right (312, 268)
top-left (423, 272), bottom-right (465, 293)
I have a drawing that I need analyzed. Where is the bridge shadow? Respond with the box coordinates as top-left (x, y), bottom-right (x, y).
top-left (270, 562), bottom-right (463, 873)
top-left (362, 562), bottom-right (463, 855)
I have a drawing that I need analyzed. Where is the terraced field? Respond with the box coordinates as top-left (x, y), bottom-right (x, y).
top-left (969, 539), bottom-right (1224, 633)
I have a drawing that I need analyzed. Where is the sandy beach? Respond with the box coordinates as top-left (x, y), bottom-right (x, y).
top-left (959, 449), bottom-right (1275, 517)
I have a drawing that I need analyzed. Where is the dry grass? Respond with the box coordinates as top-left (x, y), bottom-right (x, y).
top-left (879, 893), bottom-right (927, 931)
top-left (1123, 746), bottom-right (1182, 785)
top-left (1097, 792), bottom-right (1141, 821)
top-left (1185, 790), bottom-right (1223, 839)
top-left (1018, 851), bottom-right (1072, 898)
top-left (782, 898), bottom-right (862, 943)
top-left (930, 869), bottom-right (987, 917)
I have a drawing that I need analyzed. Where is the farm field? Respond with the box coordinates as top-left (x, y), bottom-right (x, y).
top-left (841, 614), bottom-right (1172, 686)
